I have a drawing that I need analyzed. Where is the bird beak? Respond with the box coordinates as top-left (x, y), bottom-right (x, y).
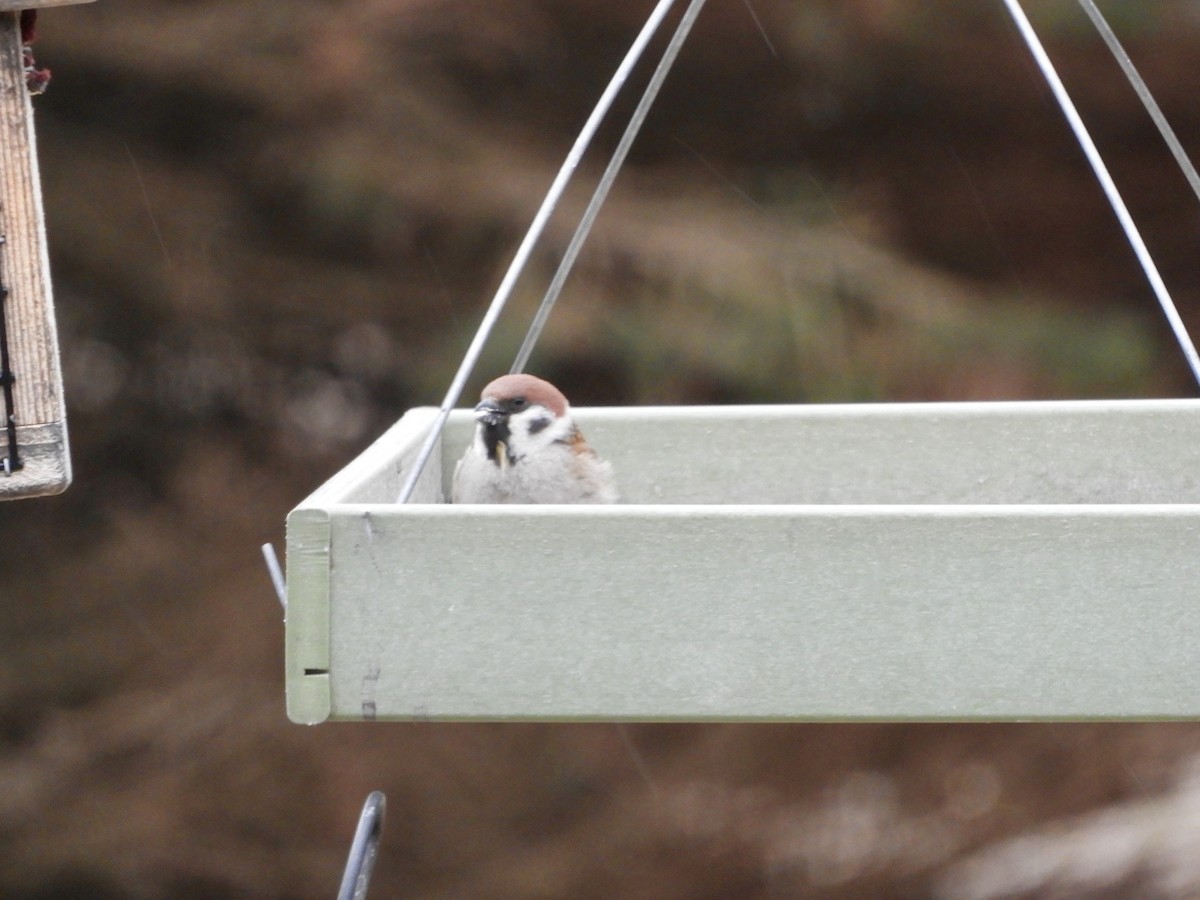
top-left (474, 399), bottom-right (505, 427)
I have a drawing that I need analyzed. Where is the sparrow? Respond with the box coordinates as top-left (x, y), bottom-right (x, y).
top-left (452, 374), bottom-right (618, 504)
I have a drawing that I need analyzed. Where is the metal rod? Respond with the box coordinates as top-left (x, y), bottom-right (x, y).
top-left (396, 0), bottom-right (682, 503)
top-left (337, 791), bottom-right (387, 900)
top-left (511, 0), bottom-right (711, 374)
top-left (1001, 0), bottom-right (1200, 389)
top-left (261, 543), bottom-right (287, 612)
top-left (1077, 0), bottom-right (1200, 205)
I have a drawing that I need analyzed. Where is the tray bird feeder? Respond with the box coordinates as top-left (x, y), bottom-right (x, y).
top-left (286, 399), bottom-right (1200, 724)
top-left (0, 0), bottom-right (91, 499)
top-left (283, 1), bottom-right (1200, 724)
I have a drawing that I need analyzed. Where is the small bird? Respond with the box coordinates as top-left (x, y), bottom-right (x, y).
top-left (452, 374), bottom-right (618, 504)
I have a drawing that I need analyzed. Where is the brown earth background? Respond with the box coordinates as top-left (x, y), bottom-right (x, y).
top-left (4, 1), bottom-right (1200, 897)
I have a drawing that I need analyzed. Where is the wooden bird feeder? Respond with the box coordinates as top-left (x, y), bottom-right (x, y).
top-left (285, 399), bottom-right (1200, 724)
top-left (0, 0), bottom-right (92, 499)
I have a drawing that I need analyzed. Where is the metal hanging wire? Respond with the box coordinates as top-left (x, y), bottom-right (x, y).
top-left (396, 0), bottom-right (702, 503)
top-left (337, 791), bottom-right (387, 900)
top-left (1002, 0), bottom-right (1200, 388)
top-left (261, 543), bottom-right (286, 611)
top-left (1077, 0), bottom-right (1200, 206)
top-left (510, 0), bottom-right (709, 375)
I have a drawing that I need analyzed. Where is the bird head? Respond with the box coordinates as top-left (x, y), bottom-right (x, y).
top-left (473, 374), bottom-right (573, 467)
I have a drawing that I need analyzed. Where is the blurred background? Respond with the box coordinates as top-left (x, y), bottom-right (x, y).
top-left (3, 0), bottom-right (1200, 896)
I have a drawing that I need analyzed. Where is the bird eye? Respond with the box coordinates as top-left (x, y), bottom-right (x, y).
top-left (510, 397), bottom-right (527, 410)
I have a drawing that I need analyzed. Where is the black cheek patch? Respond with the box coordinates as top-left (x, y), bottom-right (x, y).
top-left (527, 415), bottom-right (553, 436)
